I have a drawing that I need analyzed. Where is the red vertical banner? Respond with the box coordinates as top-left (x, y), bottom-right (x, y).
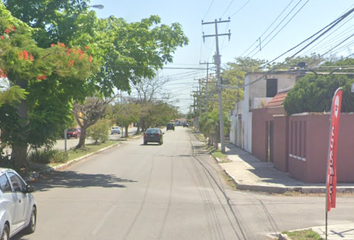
top-left (326, 88), bottom-right (343, 212)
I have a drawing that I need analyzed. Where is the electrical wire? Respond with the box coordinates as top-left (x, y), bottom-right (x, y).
top-left (300, 14), bottom-right (354, 56)
top-left (241, 0), bottom-right (295, 56)
top-left (263, 6), bottom-right (354, 66)
top-left (229, 0), bottom-right (251, 18)
top-left (321, 32), bottom-right (354, 57)
top-left (202, 0), bottom-right (215, 21)
top-left (288, 7), bottom-right (354, 59)
top-left (221, 0), bottom-right (234, 18)
top-left (249, 0), bottom-right (310, 58)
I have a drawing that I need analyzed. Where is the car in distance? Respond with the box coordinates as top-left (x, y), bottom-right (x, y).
top-left (67, 128), bottom-right (80, 138)
top-left (143, 128), bottom-right (164, 145)
top-left (0, 168), bottom-right (37, 239)
top-left (183, 122), bottom-right (189, 127)
top-left (111, 126), bottom-right (121, 134)
top-left (166, 123), bottom-right (175, 131)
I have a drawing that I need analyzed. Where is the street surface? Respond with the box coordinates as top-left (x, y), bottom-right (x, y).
top-left (14, 127), bottom-right (354, 240)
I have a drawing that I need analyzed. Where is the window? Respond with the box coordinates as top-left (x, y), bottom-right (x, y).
top-left (266, 78), bottom-right (278, 98)
top-left (8, 172), bottom-right (25, 192)
top-left (0, 174), bottom-right (11, 192)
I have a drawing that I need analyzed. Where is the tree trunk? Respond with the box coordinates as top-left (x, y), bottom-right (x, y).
top-left (11, 79), bottom-right (29, 170)
top-left (125, 126), bottom-right (129, 137)
top-left (76, 127), bottom-right (87, 149)
top-left (11, 142), bottom-right (28, 170)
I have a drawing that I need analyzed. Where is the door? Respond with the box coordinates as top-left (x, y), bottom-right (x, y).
top-left (8, 172), bottom-right (29, 230)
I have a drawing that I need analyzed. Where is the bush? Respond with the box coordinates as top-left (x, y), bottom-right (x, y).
top-left (28, 149), bottom-right (68, 164)
top-left (87, 119), bottom-right (110, 144)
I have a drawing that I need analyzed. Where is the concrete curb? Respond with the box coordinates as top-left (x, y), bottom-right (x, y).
top-left (278, 233), bottom-right (292, 240)
top-left (26, 140), bottom-right (126, 181)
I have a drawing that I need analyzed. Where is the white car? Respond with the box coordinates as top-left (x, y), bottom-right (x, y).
top-left (0, 168), bottom-right (37, 239)
top-left (111, 126), bottom-right (121, 134)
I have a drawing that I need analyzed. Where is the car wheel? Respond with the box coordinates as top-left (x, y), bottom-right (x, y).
top-left (144, 141), bottom-right (147, 145)
top-left (1, 224), bottom-right (9, 240)
top-left (24, 206), bottom-right (36, 234)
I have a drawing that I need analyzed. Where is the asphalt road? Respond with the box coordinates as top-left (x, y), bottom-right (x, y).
top-left (14, 127), bottom-right (354, 240)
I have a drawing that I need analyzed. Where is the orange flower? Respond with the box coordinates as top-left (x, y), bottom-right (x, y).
top-left (51, 43), bottom-right (55, 47)
top-left (0, 36), bottom-right (4, 40)
top-left (85, 46), bottom-right (89, 50)
top-left (4, 29), bottom-right (10, 34)
top-left (89, 55), bottom-right (93, 62)
top-left (12, 25), bottom-right (15, 31)
top-left (30, 54), bottom-right (34, 61)
top-left (70, 60), bottom-right (74, 66)
top-left (23, 50), bottom-right (29, 60)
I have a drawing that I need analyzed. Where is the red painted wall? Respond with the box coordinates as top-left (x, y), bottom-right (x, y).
top-left (289, 114), bottom-right (354, 183)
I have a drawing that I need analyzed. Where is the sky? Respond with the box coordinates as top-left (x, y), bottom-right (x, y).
top-left (88, 0), bottom-right (354, 114)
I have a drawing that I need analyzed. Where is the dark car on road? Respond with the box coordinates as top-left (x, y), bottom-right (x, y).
top-left (67, 128), bottom-right (80, 138)
top-left (166, 123), bottom-right (175, 131)
top-left (143, 128), bottom-right (164, 145)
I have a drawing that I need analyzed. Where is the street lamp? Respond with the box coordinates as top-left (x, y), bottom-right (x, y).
top-left (90, 4), bottom-right (104, 10)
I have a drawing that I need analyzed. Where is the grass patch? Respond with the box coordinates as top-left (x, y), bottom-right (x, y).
top-left (222, 171), bottom-right (237, 190)
top-left (194, 133), bottom-right (206, 142)
top-left (209, 147), bottom-right (230, 162)
top-left (66, 140), bottom-right (118, 162)
top-left (282, 229), bottom-right (323, 240)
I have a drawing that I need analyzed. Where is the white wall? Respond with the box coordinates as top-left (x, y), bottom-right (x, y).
top-left (230, 71), bottom-right (300, 153)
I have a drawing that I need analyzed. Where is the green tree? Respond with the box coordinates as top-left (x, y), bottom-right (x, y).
top-left (73, 96), bottom-right (113, 148)
top-left (106, 100), bottom-right (140, 138)
top-left (284, 74), bottom-right (354, 115)
top-left (0, 3), bottom-right (97, 168)
top-left (3, 0), bottom-right (90, 47)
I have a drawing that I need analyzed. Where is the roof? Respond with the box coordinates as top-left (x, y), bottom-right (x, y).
top-left (265, 91), bottom-right (288, 108)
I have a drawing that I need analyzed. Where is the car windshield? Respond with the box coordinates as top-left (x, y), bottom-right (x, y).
top-left (146, 128), bottom-right (159, 134)
top-left (68, 128), bottom-right (76, 131)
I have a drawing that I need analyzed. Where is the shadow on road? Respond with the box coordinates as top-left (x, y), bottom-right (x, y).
top-left (32, 170), bottom-right (137, 192)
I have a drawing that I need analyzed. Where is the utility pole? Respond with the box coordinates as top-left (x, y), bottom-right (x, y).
top-left (199, 61), bottom-right (212, 112)
top-left (202, 19), bottom-right (231, 153)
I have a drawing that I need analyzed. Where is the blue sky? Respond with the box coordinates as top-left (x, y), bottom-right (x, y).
top-left (89, 0), bottom-right (354, 114)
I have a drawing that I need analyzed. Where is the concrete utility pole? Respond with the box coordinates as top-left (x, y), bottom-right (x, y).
top-left (199, 62), bottom-right (212, 112)
top-left (202, 19), bottom-right (231, 153)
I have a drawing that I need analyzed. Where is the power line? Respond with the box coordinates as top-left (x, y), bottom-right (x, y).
top-left (221, 0), bottom-right (234, 18)
top-left (321, 32), bottom-right (354, 57)
top-left (229, 0), bottom-right (251, 18)
top-left (241, 0), bottom-right (295, 56)
top-left (301, 14), bottom-right (354, 56)
top-left (249, 0), bottom-right (310, 58)
top-left (202, 0), bottom-right (215, 21)
top-left (288, 6), bottom-right (354, 59)
top-left (264, 6), bottom-right (354, 66)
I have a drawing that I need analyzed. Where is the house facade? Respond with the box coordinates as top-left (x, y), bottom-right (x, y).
top-left (230, 71), bottom-right (305, 153)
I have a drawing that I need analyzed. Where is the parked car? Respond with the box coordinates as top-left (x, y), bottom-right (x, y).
top-left (143, 128), bottom-right (164, 145)
top-left (111, 126), bottom-right (121, 135)
top-left (166, 123), bottom-right (175, 131)
top-left (183, 122), bottom-right (189, 127)
top-left (67, 128), bottom-right (80, 138)
top-left (0, 168), bottom-right (37, 239)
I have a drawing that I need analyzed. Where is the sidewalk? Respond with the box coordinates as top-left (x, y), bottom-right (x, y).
top-left (218, 142), bottom-right (354, 194)
top-left (217, 142), bottom-right (354, 240)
